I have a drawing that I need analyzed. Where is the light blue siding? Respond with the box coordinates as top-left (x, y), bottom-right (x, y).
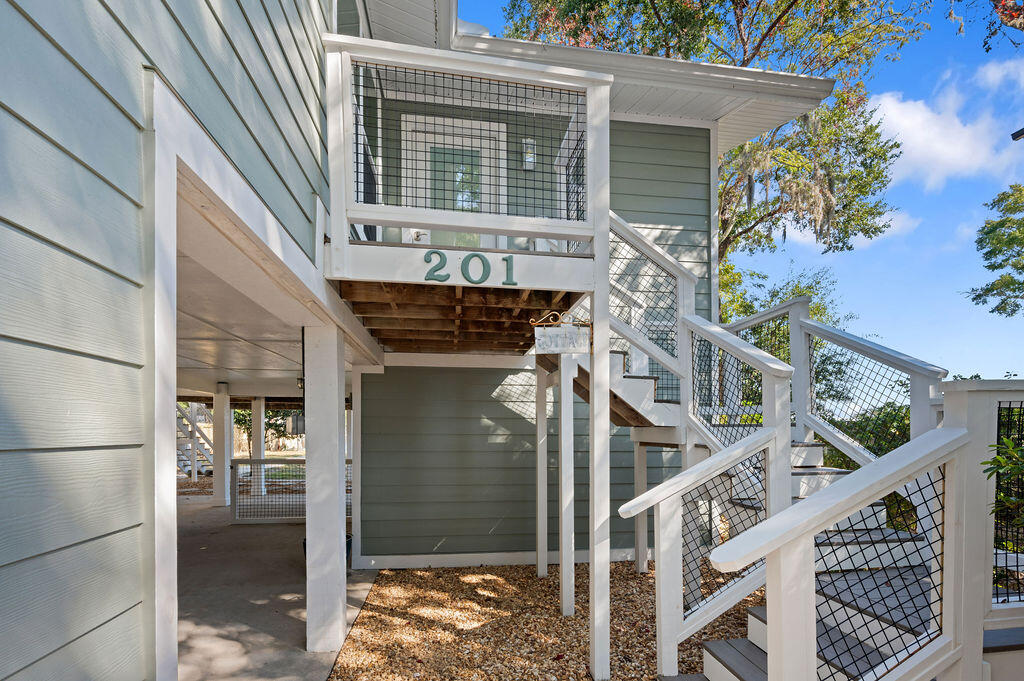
top-left (360, 367), bottom-right (682, 557)
top-left (0, 0), bottom-right (329, 675)
top-left (610, 120), bottom-right (713, 318)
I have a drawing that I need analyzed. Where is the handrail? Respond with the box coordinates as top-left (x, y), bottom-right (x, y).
top-left (609, 210), bottom-right (698, 284)
top-left (722, 296), bottom-right (810, 334)
top-left (800, 318), bottom-right (948, 380)
top-left (710, 426), bottom-right (969, 573)
top-left (619, 427), bottom-right (776, 518)
top-left (683, 315), bottom-right (794, 379)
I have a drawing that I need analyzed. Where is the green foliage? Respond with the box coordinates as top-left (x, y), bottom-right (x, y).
top-left (983, 437), bottom-right (1024, 527)
top-left (970, 184), bottom-right (1024, 317)
top-left (233, 409), bottom-right (299, 454)
top-left (503, 0), bottom-right (920, 259)
top-left (719, 260), bottom-right (852, 326)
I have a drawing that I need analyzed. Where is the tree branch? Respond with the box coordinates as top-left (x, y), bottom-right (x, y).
top-left (741, 0), bottom-right (800, 66)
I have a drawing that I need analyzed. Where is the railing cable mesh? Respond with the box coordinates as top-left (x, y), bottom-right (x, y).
top-left (608, 229), bottom-right (679, 401)
top-left (680, 448), bottom-right (767, 615)
top-left (814, 467), bottom-right (945, 681)
top-left (233, 460), bottom-right (307, 521)
top-left (995, 401), bottom-right (1024, 603)
top-left (691, 335), bottom-right (764, 446)
top-left (350, 61), bottom-right (587, 244)
top-left (810, 336), bottom-right (911, 459)
top-left (735, 314), bottom-right (790, 366)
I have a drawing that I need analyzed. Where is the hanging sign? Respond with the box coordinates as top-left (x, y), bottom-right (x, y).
top-left (531, 311), bottom-right (591, 355)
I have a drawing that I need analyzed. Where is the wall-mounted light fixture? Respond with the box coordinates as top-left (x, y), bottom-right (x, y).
top-left (522, 138), bottom-right (536, 170)
top-left (1013, 127), bottom-right (1024, 142)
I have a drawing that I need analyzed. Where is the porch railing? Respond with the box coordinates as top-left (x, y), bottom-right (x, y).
top-left (326, 35), bottom-right (613, 265)
top-left (231, 458), bottom-right (306, 523)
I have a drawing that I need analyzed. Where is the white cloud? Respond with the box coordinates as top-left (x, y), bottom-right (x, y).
top-left (976, 57), bottom-right (1024, 92)
top-left (872, 88), bottom-right (1018, 191)
top-left (851, 210), bottom-right (921, 248)
top-left (940, 221), bottom-right (977, 252)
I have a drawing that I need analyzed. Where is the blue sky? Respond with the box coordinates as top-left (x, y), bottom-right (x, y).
top-left (458, 2), bottom-right (1024, 378)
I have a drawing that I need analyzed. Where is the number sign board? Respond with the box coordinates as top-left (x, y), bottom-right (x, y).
top-left (534, 325), bottom-right (590, 355)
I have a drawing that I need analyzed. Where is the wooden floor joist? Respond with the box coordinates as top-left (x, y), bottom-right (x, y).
top-left (338, 281), bottom-right (580, 354)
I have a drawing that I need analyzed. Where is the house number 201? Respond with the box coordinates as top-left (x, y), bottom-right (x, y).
top-left (424, 250), bottom-right (517, 286)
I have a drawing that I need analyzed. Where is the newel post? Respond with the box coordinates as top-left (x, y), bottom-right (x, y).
top-left (762, 373), bottom-right (792, 517)
top-left (766, 536), bottom-right (817, 681)
top-left (939, 382), bottom-right (1024, 681)
top-left (654, 494), bottom-right (683, 677)
top-left (788, 297), bottom-right (813, 443)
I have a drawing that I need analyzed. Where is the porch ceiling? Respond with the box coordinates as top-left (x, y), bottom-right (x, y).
top-left (337, 281), bottom-right (582, 354)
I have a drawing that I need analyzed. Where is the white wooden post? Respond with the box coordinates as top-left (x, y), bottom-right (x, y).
top-left (252, 396), bottom-right (266, 495)
top-left (910, 373), bottom-right (937, 438)
top-left (189, 402), bottom-right (199, 481)
top-left (558, 354), bottom-right (576, 616)
top-left (536, 364), bottom-right (549, 578)
top-left (654, 494), bottom-right (683, 677)
top-left (789, 298), bottom-right (813, 443)
top-left (763, 374), bottom-right (792, 517)
top-left (634, 442), bottom-right (648, 573)
top-left (940, 384), bottom-right (1011, 681)
top-left (212, 382), bottom-right (232, 506)
top-left (304, 325), bottom-right (348, 652)
top-left (766, 537), bottom-right (817, 681)
top-left (351, 370), bottom-right (363, 567)
top-left (588, 80), bottom-right (613, 681)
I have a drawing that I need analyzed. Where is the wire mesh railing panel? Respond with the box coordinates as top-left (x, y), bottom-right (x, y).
top-left (814, 467), bottom-right (944, 681)
top-left (735, 314), bottom-right (790, 365)
top-left (691, 334), bottom-right (764, 446)
top-left (995, 401), bottom-right (1024, 603)
top-left (608, 229), bottom-right (678, 360)
top-left (680, 448), bottom-right (766, 614)
top-left (350, 61), bottom-right (587, 237)
top-left (233, 460), bottom-right (306, 522)
top-left (810, 336), bottom-right (911, 459)
top-left (649, 359), bottom-right (680, 403)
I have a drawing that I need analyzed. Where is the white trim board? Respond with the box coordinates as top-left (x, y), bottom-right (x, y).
top-left (382, 353), bottom-right (537, 369)
top-left (353, 548), bottom-right (652, 570)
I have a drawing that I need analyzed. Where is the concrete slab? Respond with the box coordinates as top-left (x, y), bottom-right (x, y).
top-left (177, 497), bottom-right (375, 681)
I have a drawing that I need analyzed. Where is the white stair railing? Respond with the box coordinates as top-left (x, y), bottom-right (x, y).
top-left (708, 415), bottom-right (987, 681)
top-left (617, 316), bottom-right (794, 677)
top-left (176, 403), bottom-right (215, 478)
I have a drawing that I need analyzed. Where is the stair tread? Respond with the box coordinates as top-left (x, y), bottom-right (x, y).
top-left (791, 467), bottom-right (851, 476)
top-left (984, 626), bottom-right (1024, 653)
top-left (792, 441), bottom-right (826, 448)
top-left (815, 528), bottom-right (925, 545)
top-left (729, 497), bottom-right (886, 512)
top-left (733, 614), bottom-right (888, 678)
top-left (661, 675), bottom-right (706, 681)
top-left (816, 567), bottom-right (933, 635)
top-left (703, 639), bottom-right (766, 681)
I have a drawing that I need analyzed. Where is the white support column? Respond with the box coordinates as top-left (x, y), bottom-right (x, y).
top-left (766, 537), bottom-right (817, 681)
top-left (536, 364), bottom-right (549, 578)
top-left (189, 402), bottom-right (199, 482)
top-left (587, 80), bottom-right (613, 681)
top-left (212, 382), bottom-right (232, 506)
top-left (633, 442), bottom-right (648, 573)
top-left (654, 494), bottom-right (683, 677)
top-left (351, 370), bottom-right (364, 567)
top-left (304, 325), bottom-right (348, 652)
top-left (788, 298), bottom-right (813, 443)
top-left (252, 396), bottom-right (266, 495)
top-left (558, 354), bottom-right (576, 616)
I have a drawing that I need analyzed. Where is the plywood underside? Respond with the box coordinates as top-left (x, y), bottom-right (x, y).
top-left (338, 282), bottom-right (583, 354)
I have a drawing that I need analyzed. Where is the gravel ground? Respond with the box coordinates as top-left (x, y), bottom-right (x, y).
top-left (330, 561), bottom-right (764, 681)
top-left (177, 476), bottom-right (213, 495)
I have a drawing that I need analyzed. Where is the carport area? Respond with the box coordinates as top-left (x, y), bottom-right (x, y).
top-left (176, 497), bottom-right (375, 681)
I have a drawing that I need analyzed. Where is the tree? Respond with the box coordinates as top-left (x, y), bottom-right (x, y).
top-left (232, 408), bottom-right (298, 455)
top-left (948, 0), bottom-right (1024, 50)
top-left (504, 0), bottom-right (917, 261)
top-left (969, 184), bottom-right (1024, 317)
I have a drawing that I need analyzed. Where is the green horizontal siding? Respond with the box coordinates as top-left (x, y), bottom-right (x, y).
top-left (361, 367), bottom-right (682, 557)
top-left (610, 120), bottom-right (713, 319)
